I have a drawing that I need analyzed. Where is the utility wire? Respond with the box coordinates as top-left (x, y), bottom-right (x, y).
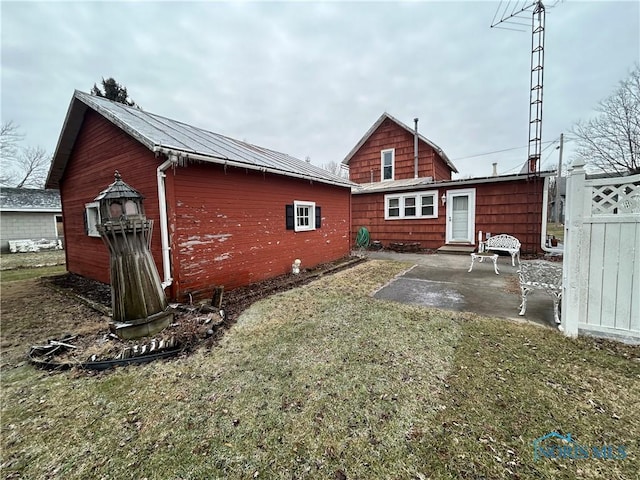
top-left (495, 137), bottom-right (560, 174)
top-left (451, 140), bottom-right (555, 161)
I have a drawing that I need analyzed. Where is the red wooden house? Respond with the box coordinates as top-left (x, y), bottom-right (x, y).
top-left (343, 113), bottom-right (550, 254)
top-left (46, 91), bottom-right (353, 302)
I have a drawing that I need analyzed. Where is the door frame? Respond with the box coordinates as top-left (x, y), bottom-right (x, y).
top-left (445, 188), bottom-right (476, 244)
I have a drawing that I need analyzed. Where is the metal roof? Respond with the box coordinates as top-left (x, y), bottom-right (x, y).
top-left (341, 112), bottom-right (458, 173)
top-left (352, 171), bottom-right (555, 194)
top-left (46, 91), bottom-right (354, 189)
top-left (0, 188), bottom-right (61, 212)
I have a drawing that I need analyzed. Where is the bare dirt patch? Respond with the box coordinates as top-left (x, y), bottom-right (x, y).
top-left (3, 257), bottom-right (364, 370)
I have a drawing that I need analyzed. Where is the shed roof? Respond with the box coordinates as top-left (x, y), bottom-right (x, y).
top-left (46, 91), bottom-right (353, 189)
top-left (341, 112), bottom-right (458, 173)
top-left (0, 188), bottom-right (61, 212)
top-left (352, 171), bottom-right (555, 194)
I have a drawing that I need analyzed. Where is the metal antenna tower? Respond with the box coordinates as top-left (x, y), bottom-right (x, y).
top-left (491, 1), bottom-right (553, 176)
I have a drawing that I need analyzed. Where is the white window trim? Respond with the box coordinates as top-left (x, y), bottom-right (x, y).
top-left (53, 214), bottom-right (63, 239)
top-left (293, 200), bottom-right (316, 232)
top-left (85, 202), bottom-right (101, 237)
top-left (384, 190), bottom-right (439, 220)
top-left (381, 148), bottom-right (395, 182)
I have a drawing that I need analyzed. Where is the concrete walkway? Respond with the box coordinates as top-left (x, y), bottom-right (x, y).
top-left (365, 251), bottom-right (559, 328)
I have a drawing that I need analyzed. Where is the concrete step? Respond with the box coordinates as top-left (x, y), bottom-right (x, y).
top-left (436, 244), bottom-right (476, 255)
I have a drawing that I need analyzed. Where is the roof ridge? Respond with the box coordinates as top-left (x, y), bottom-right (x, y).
top-left (46, 91), bottom-right (352, 189)
top-left (341, 112), bottom-right (458, 173)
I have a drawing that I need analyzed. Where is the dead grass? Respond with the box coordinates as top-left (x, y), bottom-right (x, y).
top-left (423, 317), bottom-right (640, 479)
top-left (0, 250), bottom-right (66, 271)
top-left (2, 260), bottom-right (639, 479)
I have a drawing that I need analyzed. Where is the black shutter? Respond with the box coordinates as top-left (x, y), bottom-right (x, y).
top-left (285, 204), bottom-right (294, 230)
top-left (83, 208), bottom-right (88, 235)
top-left (315, 206), bottom-right (321, 228)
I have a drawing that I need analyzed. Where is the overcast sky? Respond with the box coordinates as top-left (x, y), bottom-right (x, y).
top-left (1, 0), bottom-right (638, 181)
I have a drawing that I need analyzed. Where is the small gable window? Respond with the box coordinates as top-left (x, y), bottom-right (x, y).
top-left (84, 202), bottom-right (101, 237)
top-left (381, 149), bottom-right (394, 181)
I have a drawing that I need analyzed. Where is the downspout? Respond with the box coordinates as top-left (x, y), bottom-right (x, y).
top-left (540, 175), bottom-right (563, 254)
top-left (414, 118), bottom-right (419, 179)
top-left (157, 155), bottom-right (177, 289)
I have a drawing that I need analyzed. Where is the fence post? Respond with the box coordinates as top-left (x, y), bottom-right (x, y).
top-left (562, 157), bottom-right (587, 337)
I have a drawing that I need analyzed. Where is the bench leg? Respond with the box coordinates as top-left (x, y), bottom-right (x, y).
top-left (492, 256), bottom-right (499, 275)
top-left (511, 252), bottom-right (516, 267)
top-left (519, 286), bottom-right (531, 316)
top-left (552, 293), bottom-right (562, 324)
top-left (468, 256), bottom-right (476, 273)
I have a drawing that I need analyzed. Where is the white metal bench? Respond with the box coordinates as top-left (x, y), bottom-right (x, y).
top-left (480, 234), bottom-right (521, 266)
top-left (518, 260), bottom-right (563, 324)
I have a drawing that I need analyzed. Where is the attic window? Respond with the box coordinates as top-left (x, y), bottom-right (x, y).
top-left (381, 149), bottom-right (394, 181)
top-left (85, 202), bottom-right (101, 237)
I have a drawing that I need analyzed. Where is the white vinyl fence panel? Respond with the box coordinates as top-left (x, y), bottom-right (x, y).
top-left (562, 159), bottom-right (640, 343)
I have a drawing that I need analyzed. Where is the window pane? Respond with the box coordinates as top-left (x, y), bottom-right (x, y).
top-left (389, 198), bottom-right (399, 207)
top-left (388, 207), bottom-right (400, 217)
top-left (383, 151), bottom-right (393, 166)
top-left (421, 195), bottom-right (434, 216)
top-left (383, 165), bottom-right (392, 180)
top-left (405, 197), bottom-right (416, 207)
top-left (296, 206), bottom-right (310, 227)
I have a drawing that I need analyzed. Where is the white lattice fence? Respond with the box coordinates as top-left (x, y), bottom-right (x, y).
top-left (562, 160), bottom-right (640, 343)
top-left (591, 182), bottom-right (640, 215)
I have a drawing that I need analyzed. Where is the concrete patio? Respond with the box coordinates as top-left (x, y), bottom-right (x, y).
top-left (364, 250), bottom-right (560, 328)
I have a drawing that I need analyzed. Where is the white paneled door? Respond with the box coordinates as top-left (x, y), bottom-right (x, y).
top-left (446, 189), bottom-right (476, 244)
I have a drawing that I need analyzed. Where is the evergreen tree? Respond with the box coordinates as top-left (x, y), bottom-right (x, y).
top-left (91, 77), bottom-right (137, 107)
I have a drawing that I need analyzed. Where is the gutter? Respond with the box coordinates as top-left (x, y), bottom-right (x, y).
top-left (157, 155), bottom-right (177, 289)
top-left (153, 146), bottom-right (353, 189)
top-left (540, 175), bottom-right (564, 255)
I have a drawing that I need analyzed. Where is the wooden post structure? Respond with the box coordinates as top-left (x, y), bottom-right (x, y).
top-left (95, 171), bottom-right (174, 339)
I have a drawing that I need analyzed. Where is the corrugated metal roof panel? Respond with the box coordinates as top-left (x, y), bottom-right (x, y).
top-left (73, 91), bottom-right (352, 187)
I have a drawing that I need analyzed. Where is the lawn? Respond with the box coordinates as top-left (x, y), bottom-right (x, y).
top-left (0, 250), bottom-right (66, 271)
top-left (1, 260), bottom-right (638, 479)
top-left (546, 222), bottom-right (565, 243)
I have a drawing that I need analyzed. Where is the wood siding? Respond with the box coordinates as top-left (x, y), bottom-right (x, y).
top-left (351, 178), bottom-right (544, 253)
top-left (169, 162), bottom-right (351, 301)
top-left (60, 110), bottom-right (163, 286)
top-left (348, 118), bottom-right (452, 183)
top-left (60, 111), bottom-right (351, 301)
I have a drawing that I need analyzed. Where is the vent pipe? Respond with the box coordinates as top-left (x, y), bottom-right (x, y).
top-left (414, 118), bottom-right (419, 178)
top-left (492, 162), bottom-right (498, 176)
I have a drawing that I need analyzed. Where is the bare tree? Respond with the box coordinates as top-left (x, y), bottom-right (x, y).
top-left (571, 64), bottom-right (640, 174)
top-left (321, 160), bottom-right (349, 179)
top-left (1, 121), bottom-right (22, 185)
top-left (14, 146), bottom-right (50, 188)
top-left (1, 121), bottom-right (50, 188)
